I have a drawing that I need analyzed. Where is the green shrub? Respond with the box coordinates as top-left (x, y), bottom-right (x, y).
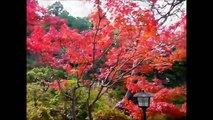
top-left (147, 114), bottom-right (187, 120)
top-left (27, 81), bottom-right (118, 120)
top-left (113, 86), bottom-right (126, 100)
top-left (147, 114), bottom-right (168, 120)
top-left (27, 83), bottom-right (68, 120)
top-left (93, 109), bottom-right (132, 120)
top-left (73, 87), bottom-right (117, 119)
top-left (27, 66), bottom-right (67, 83)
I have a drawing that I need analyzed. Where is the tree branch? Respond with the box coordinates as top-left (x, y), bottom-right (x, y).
top-left (151, 0), bottom-right (186, 26)
top-left (56, 80), bottom-right (73, 100)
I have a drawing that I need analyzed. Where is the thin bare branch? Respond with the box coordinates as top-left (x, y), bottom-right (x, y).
top-left (89, 86), bottom-right (104, 107)
top-left (96, 42), bottom-right (114, 63)
top-left (103, 58), bottom-right (145, 89)
top-left (152, 0), bottom-right (185, 26)
top-left (110, 49), bottom-right (137, 81)
top-left (102, 50), bottom-right (123, 85)
top-left (56, 80), bottom-right (73, 100)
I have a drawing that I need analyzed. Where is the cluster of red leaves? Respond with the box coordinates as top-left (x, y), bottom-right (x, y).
top-left (27, 0), bottom-right (186, 77)
top-left (27, 23), bottom-right (82, 67)
top-left (181, 102), bottom-right (187, 113)
top-left (27, 0), bottom-right (47, 25)
top-left (27, 0), bottom-right (67, 34)
top-left (152, 0), bottom-right (157, 4)
top-left (88, 6), bottom-right (109, 29)
top-left (125, 76), bottom-right (164, 93)
top-left (48, 79), bottom-right (68, 90)
top-left (152, 86), bottom-right (186, 103)
top-left (80, 80), bottom-right (92, 86)
top-left (43, 16), bottom-right (68, 28)
top-left (147, 101), bottom-right (185, 118)
top-left (122, 86), bottom-right (186, 120)
top-left (122, 96), bottom-right (186, 120)
top-left (122, 97), bottom-right (142, 120)
top-left (124, 74), bottom-right (186, 119)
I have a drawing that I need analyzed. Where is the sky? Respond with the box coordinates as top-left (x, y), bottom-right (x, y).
top-left (37, 0), bottom-right (151, 17)
top-left (37, 0), bottom-right (186, 27)
top-left (38, 0), bottom-right (93, 17)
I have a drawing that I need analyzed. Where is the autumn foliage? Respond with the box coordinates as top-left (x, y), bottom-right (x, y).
top-left (27, 0), bottom-right (186, 119)
top-left (122, 86), bottom-right (186, 119)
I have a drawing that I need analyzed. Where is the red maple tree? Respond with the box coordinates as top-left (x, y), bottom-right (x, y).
top-left (27, 0), bottom-right (186, 119)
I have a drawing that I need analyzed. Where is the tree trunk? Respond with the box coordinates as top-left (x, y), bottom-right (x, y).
top-left (72, 87), bottom-right (77, 120)
top-left (88, 105), bottom-right (93, 120)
